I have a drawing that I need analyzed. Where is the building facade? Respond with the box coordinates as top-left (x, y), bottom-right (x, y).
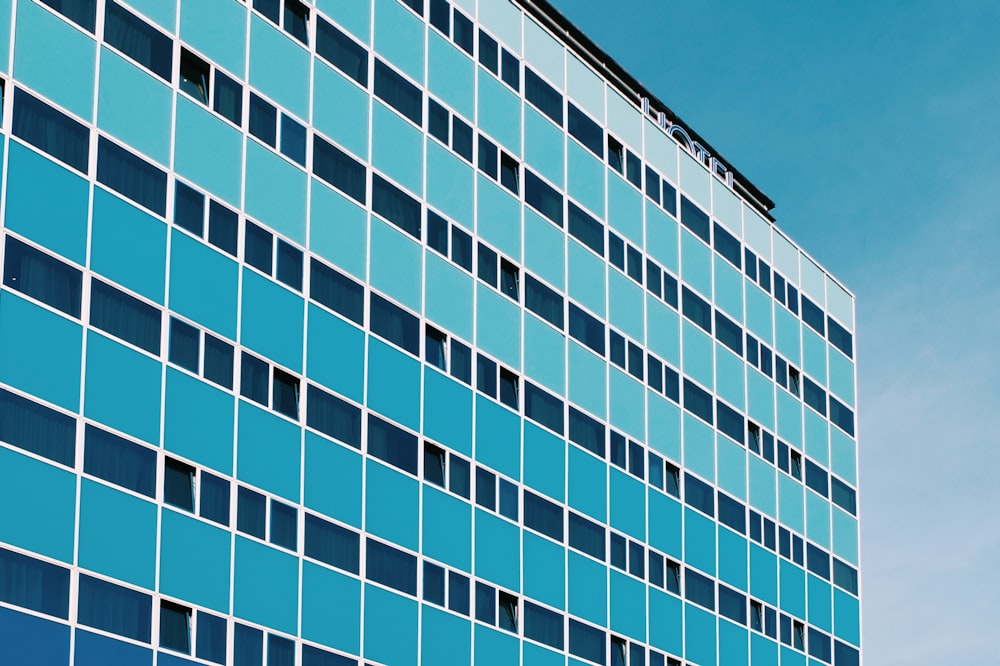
top-left (0, 0), bottom-right (861, 664)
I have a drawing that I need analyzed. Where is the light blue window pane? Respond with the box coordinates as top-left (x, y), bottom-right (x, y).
top-left (830, 428), bottom-right (857, 485)
top-left (524, 314), bottom-right (565, 395)
top-left (833, 588), bottom-right (860, 645)
top-left (717, 436), bottom-right (747, 500)
top-left (475, 395), bottom-right (521, 480)
top-left (306, 305), bottom-right (365, 403)
top-left (808, 574), bottom-right (832, 632)
top-left (719, 619), bottom-right (749, 666)
top-left (240, 269), bottom-right (304, 371)
top-left (428, 31), bottom-right (474, 120)
top-left (684, 508), bottom-right (716, 575)
top-left (163, 369), bottom-right (234, 474)
top-left (567, 444), bottom-right (606, 522)
top-left (372, 102), bottom-right (423, 197)
top-left (245, 141), bottom-right (308, 245)
top-left (524, 106), bottom-right (564, 187)
top-left (97, 49), bottom-right (171, 166)
top-left (646, 202), bottom-right (678, 273)
top-left (746, 370), bottom-right (775, 431)
top-left (648, 492), bottom-right (682, 560)
top-left (567, 140), bottom-right (605, 218)
top-left (715, 345), bottom-right (745, 410)
top-left (476, 70), bottom-right (520, 153)
top-left (476, 286), bottom-right (521, 369)
top-left (234, 537), bottom-right (299, 635)
top-left (745, 283), bottom-right (773, 343)
top-left (567, 240), bottom-right (606, 317)
top-left (609, 469), bottom-right (645, 539)
top-left (749, 544), bottom-right (777, 606)
top-left (180, 0), bottom-right (246, 76)
top-left (802, 328), bottom-right (827, 386)
top-left (647, 297), bottom-right (680, 367)
top-left (778, 558), bottom-right (805, 617)
top-left (421, 607), bottom-right (471, 666)
top-left (369, 218), bottom-right (422, 313)
top-left (423, 369), bottom-right (473, 456)
top-left (609, 368), bottom-right (644, 441)
top-left (474, 625), bottom-right (520, 666)
top-left (313, 63), bottom-right (369, 160)
top-left (524, 423), bottom-right (565, 501)
top-left (776, 391), bottom-right (802, 447)
top-left (751, 633), bottom-right (779, 665)
top-left (174, 96), bottom-right (243, 207)
top-left (248, 16), bottom-right (309, 118)
top-left (608, 271), bottom-right (644, 343)
top-left (159, 510), bottom-right (230, 613)
top-left (477, 176), bottom-right (521, 259)
top-left (778, 474), bottom-right (804, 534)
top-left (304, 432), bottom-right (362, 527)
top-left (748, 456), bottom-right (777, 519)
top-left (775, 308), bottom-right (801, 367)
top-left (426, 142), bottom-right (474, 226)
top-left (647, 393), bottom-right (681, 462)
top-left (832, 509), bottom-right (859, 566)
top-left (422, 486), bottom-right (472, 570)
top-left (804, 410), bottom-right (829, 466)
top-left (78, 480), bottom-right (156, 589)
top-left (301, 563), bottom-right (361, 654)
top-left (828, 347), bottom-right (855, 406)
top-left (684, 603), bottom-right (717, 666)
top-left (806, 491), bottom-right (831, 548)
top-left (568, 341), bottom-right (607, 419)
top-left (169, 230), bottom-right (238, 338)
top-left (607, 172), bottom-right (642, 246)
top-left (714, 255), bottom-right (744, 321)
top-left (373, 0), bottom-right (424, 82)
top-left (0, 447), bottom-right (76, 563)
top-left (236, 401), bottom-right (301, 501)
top-left (681, 230), bottom-right (712, 298)
top-left (649, 590), bottom-right (683, 655)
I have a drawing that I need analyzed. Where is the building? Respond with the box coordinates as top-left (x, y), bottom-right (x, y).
top-left (0, 0), bottom-right (861, 664)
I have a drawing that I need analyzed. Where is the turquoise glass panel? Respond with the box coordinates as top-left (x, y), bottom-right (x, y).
top-left (684, 508), bottom-right (716, 575)
top-left (364, 586), bottom-right (418, 665)
top-left (718, 529), bottom-right (748, 590)
top-left (421, 607), bottom-right (471, 665)
top-left (0, 447), bottom-right (76, 563)
top-left (523, 314), bottom-right (565, 395)
top-left (174, 96), bottom-right (243, 207)
top-left (683, 414), bottom-right (715, 482)
top-left (163, 369), bottom-right (234, 475)
top-left (367, 338), bottom-right (421, 431)
top-left (97, 49), bottom-right (171, 165)
top-left (301, 563), bottom-right (361, 654)
top-left (648, 590), bottom-right (683, 655)
top-left (236, 401), bottom-right (301, 501)
top-left (91, 189), bottom-right (166, 303)
top-left (647, 393), bottom-right (681, 463)
top-left (475, 286), bottom-right (521, 369)
top-left (426, 142), bottom-right (474, 226)
top-left (749, 544), bottom-right (778, 606)
top-left (78, 480), bottom-right (156, 588)
top-left (476, 70), bottom-right (520, 152)
top-left (647, 492), bottom-right (682, 559)
top-left (309, 180), bottom-right (368, 281)
top-left (645, 202), bottom-right (678, 273)
top-left (244, 141), bottom-right (308, 244)
top-left (169, 230), bottom-right (239, 338)
top-left (714, 255), bottom-right (744, 321)
top-left (306, 305), bottom-right (365, 403)
top-left (475, 395), bottom-right (521, 480)
top-left (233, 537), bottom-right (299, 634)
top-left (778, 473), bottom-right (804, 533)
top-left (84, 332), bottom-right (161, 445)
top-left (608, 271), bottom-right (644, 342)
top-left (567, 443), bottom-right (606, 521)
top-left (567, 240), bottom-right (606, 317)
top-left (682, 322), bottom-right (714, 390)
top-left (428, 31), bottom-right (473, 119)
top-left (524, 209), bottom-right (565, 289)
top-left (370, 219), bottom-right (422, 313)
top-left (568, 552), bottom-right (606, 625)
top-left (159, 510), bottom-right (231, 613)
top-left (610, 571), bottom-right (646, 640)
top-left (684, 603), bottom-right (717, 666)
top-left (567, 341), bottom-right (606, 419)
top-left (567, 140), bottom-right (605, 217)
top-left (607, 172), bottom-right (642, 245)
top-left (372, 101), bottom-right (423, 196)
top-left (313, 62), bottom-right (369, 160)
top-left (422, 486), bottom-right (472, 570)
top-left (609, 368), bottom-right (644, 441)
top-left (524, 106), bottom-right (564, 187)
top-left (365, 460), bottom-right (419, 550)
top-left (524, 423), bottom-right (565, 501)
top-left (680, 230), bottom-right (712, 298)
top-left (717, 436), bottom-right (747, 500)
top-left (423, 369), bottom-right (473, 456)
top-left (240, 269), bottom-right (304, 372)
top-left (477, 177), bottom-right (521, 259)
top-left (248, 16), bottom-right (309, 118)
top-left (523, 532), bottom-right (565, 609)
top-left (373, 0), bottom-right (424, 82)
top-left (304, 432), bottom-right (363, 528)
top-left (647, 298), bottom-right (680, 367)
top-left (609, 469), bottom-right (645, 540)
top-left (425, 252), bottom-right (474, 342)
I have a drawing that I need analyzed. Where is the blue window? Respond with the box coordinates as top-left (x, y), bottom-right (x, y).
top-left (610, 431), bottom-right (625, 469)
top-left (245, 221), bottom-right (274, 275)
top-left (449, 455), bottom-right (471, 499)
top-left (11, 89), bottom-right (90, 172)
top-left (568, 619), bottom-right (605, 664)
top-left (280, 115), bottom-right (307, 166)
top-left (713, 223), bottom-right (741, 268)
top-left (423, 562), bottom-right (445, 605)
top-left (523, 490), bottom-right (563, 542)
top-left (269, 499), bottom-right (297, 550)
top-left (39, 0), bottom-right (97, 32)
top-left (477, 354), bottom-right (497, 398)
top-left (679, 196), bottom-right (710, 244)
top-left (96, 137), bottom-right (168, 216)
top-left (160, 600), bottom-right (191, 653)
top-left (501, 49), bottom-right (520, 90)
top-left (833, 558), bottom-right (858, 595)
top-left (478, 135), bottom-right (498, 179)
top-left (268, 634), bottom-right (295, 666)
top-left (283, 0), bottom-right (310, 45)
top-left (524, 69), bottom-right (563, 125)
top-left (807, 543), bottom-right (831, 580)
top-left (451, 340), bottom-right (472, 384)
top-left (429, 0), bottom-right (449, 34)
top-left (369, 293), bottom-right (419, 355)
top-left (168, 318), bottom-right (199, 373)
top-left (448, 571), bottom-right (470, 615)
top-left (84, 425), bottom-right (156, 497)
top-left (453, 116), bottom-right (474, 162)
top-left (568, 512), bottom-right (605, 560)
top-left (627, 341), bottom-right (644, 381)
top-left (525, 275), bottom-right (563, 328)
top-left (479, 31), bottom-right (498, 72)
top-left (78, 574), bottom-right (151, 643)
top-left (3, 237), bottom-right (82, 318)
top-left (829, 396), bottom-right (855, 436)
top-left (254, 0), bottom-right (280, 22)
top-left (718, 585), bottom-right (747, 625)
top-left (372, 175), bottom-right (421, 239)
top-left (625, 150), bottom-right (642, 190)
top-left (174, 181), bottom-right (205, 236)
top-left (249, 93), bottom-right (277, 147)
top-left (104, 2), bottom-right (172, 80)
top-left (276, 240), bottom-right (303, 291)
top-left (567, 104), bottom-right (602, 157)
top-left (310, 258), bottom-right (364, 325)
top-left (831, 476), bottom-right (857, 515)
top-left (451, 8), bottom-right (474, 54)
top-left (313, 135), bottom-right (367, 204)
top-left (803, 377), bottom-right (827, 416)
top-left (662, 271), bottom-right (678, 309)
top-left (717, 492), bottom-right (746, 534)
top-left (272, 369), bottom-right (300, 419)
top-left (234, 624), bottom-right (263, 665)
top-left (715, 311), bottom-right (743, 355)
top-left (0, 388), bottom-right (76, 466)
top-left (801, 296), bottom-right (826, 335)
top-left (684, 568), bottom-right (715, 611)
top-left (163, 457), bottom-right (195, 512)
top-left (237, 486), bottom-right (267, 539)
top-left (608, 233), bottom-right (624, 270)
top-left (626, 245), bottom-right (643, 284)
top-left (568, 406), bottom-right (605, 457)
top-left (645, 166), bottom-right (661, 204)
top-left (306, 383), bottom-right (361, 447)
top-left (648, 355), bottom-right (663, 393)
top-left (664, 365), bottom-right (680, 403)
top-left (609, 330), bottom-right (625, 369)
top-left (646, 259), bottom-right (662, 298)
top-left (0, 547), bottom-right (70, 619)
top-left (374, 60), bottom-right (422, 125)
top-left (525, 382), bottom-right (564, 435)
top-left (499, 479), bottom-right (519, 521)
top-left (568, 303), bottom-right (605, 355)
top-left (179, 49), bottom-right (209, 104)
top-left (367, 414), bottom-right (418, 475)
top-left (240, 352), bottom-right (269, 406)
top-left (808, 628), bottom-right (832, 663)
top-left (716, 400), bottom-right (744, 445)
top-left (203, 334), bottom-right (234, 389)
top-left (682, 287), bottom-right (712, 333)
top-left (366, 539), bottom-right (417, 595)
top-left (316, 17), bottom-right (368, 86)
top-left (197, 612), bottom-right (227, 664)
top-left (684, 474), bottom-right (714, 517)
top-left (200, 472), bottom-right (230, 526)
top-left (805, 460), bottom-right (829, 497)
top-left (475, 466), bottom-right (496, 509)
top-left (302, 645), bottom-right (355, 666)
top-left (524, 170), bottom-right (563, 227)
top-left (214, 71), bottom-right (243, 127)
top-left (426, 210), bottom-right (448, 255)
top-left (744, 248), bottom-right (757, 280)
top-left (628, 540), bottom-right (645, 577)
top-left (305, 514), bottom-right (360, 574)
top-left (475, 582), bottom-right (495, 624)
top-left (683, 379), bottom-right (714, 425)
top-left (425, 325), bottom-right (446, 371)
top-left (828, 316), bottom-right (853, 358)
top-left (835, 641), bottom-right (860, 666)
top-left (523, 602), bottom-right (563, 650)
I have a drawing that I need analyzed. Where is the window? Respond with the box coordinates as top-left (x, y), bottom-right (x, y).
top-left (272, 369), bottom-right (300, 419)
top-left (39, 0), bottom-right (97, 32)
top-left (684, 568), bottom-right (715, 611)
top-left (316, 17), bottom-right (368, 85)
top-left (568, 406), bottom-right (605, 457)
top-left (523, 491), bottom-right (563, 541)
top-left (237, 487), bottom-right (267, 539)
top-left (366, 539), bottom-right (417, 595)
top-left (833, 558), bottom-right (859, 595)
top-left (423, 562), bottom-right (445, 605)
top-left (283, 0), bottom-right (310, 44)
top-left (104, 1), bottom-right (172, 80)
top-left (568, 512), bottom-right (605, 560)
top-left (713, 222), bottom-right (741, 268)
top-left (832, 476), bottom-right (857, 515)
top-left (96, 137), bottom-right (168, 215)
top-left (523, 602), bottom-right (563, 650)
top-left (196, 612), bottom-right (227, 664)
top-left (279, 115), bottom-right (307, 166)
top-left (666, 560), bottom-right (681, 594)
top-left (313, 135), bottom-right (367, 204)
top-left (499, 259), bottom-right (519, 300)
top-left (684, 474), bottom-right (714, 517)
top-left (718, 586), bottom-right (747, 625)
top-left (213, 71), bottom-right (243, 126)
top-left (425, 326), bottom-right (447, 371)
top-left (807, 543), bottom-right (831, 580)
top-left (78, 574), bottom-right (151, 642)
top-left (268, 634), bottom-right (295, 666)
top-left (179, 49), bottom-right (209, 104)
top-left (679, 195), bottom-right (710, 244)
top-left (645, 165), bottom-right (661, 203)
top-left (160, 601), bottom-right (192, 653)
top-left (84, 425), bottom-right (156, 497)
top-left (200, 472), bottom-right (230, 526)
top-left (498, 591), bottom-right (518, 632)
top-left (715, 311), bottom-right (743, 355)
top-left (478, 135), bottom-right (498, 178)
top-left (310, 258), bottom-right (364, 325)
top-left (367, 414), bottom-right (418, 475)
top-left (269, 499), bottom-right (298, 550)
top-left (0, 547), bottom-right (70, 619)
top-left (372, 175), bottom-right (421, 239)
top-left (567, 103), bottom-right (602, 157)
top-left (524, 170), bottom-right (563, 226)
top-left (304, 514), bottom-right (359, 574)
top-left (717, 492), bottom-right (746, 534)
top-left (0, 388), bottom-right (76, 466)
top-left (568, 202), bottom-right (604, 255)
top-left (500, 152), bottom-right (520, 193)
top-left (164, 458), bottom-right (195, 512)
top-left (429, 0), bottom-right (449, 33)
top-left (682, 287), bottom-right (712, 333)
top-left (452, 9), bottom-right (473, 54)
top-left (568, 620), bottom-right (605, 664)
top-left (11, 89), bottom-right (88, 172)
top-left (750, 600), bottom-right (764, 632)
top-left (501, 49), bottom-right (520, 90)
top-left (568, 304), bottom-right (605, 355)
top-left (716, 400), bottom-right (745, 445)
top-left (524, 69), bottom-right (563, 124)
top-left (830, 396), bottom-right (855, 436)
top-left (234, 624), bottom-right (263, 664)
top-left (3, 236), bottom-right (83, 318)
top-left (478, 31), bottom-right (498, 72)
top-left (828, 316), bottom-right (854, 358)
top-left (306, 385), bottom-right (361, 449)
top-left (525, 275), bottom-right (563, 328)
top-left (374, 60), bottom-right (422, 125)
top-left (607, 136), bottom-right (624, 173)
top-left (448, 571), bottom-right (470, 615)
top-left (806, 460), bottom-right (829, 497)
top-left (525, 382), bottom-right (564, 434)
top-left (369, 293), bottom-right (420, 355)
top-left (423, 443), bottom-right (446, 488)
top-left (625, 149), bottom-right (642, 189)
top-left (450, 339), bottom-right (472, 384)
top-left (449, 455), bottom-right (470, 498)
top-left (477, 354), bottom-right (497, 398)
top-left (683, 379), bottom-right (714, 425)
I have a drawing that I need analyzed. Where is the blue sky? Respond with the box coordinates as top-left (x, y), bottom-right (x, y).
top-left (547, 1), bottom-right (1000, 663)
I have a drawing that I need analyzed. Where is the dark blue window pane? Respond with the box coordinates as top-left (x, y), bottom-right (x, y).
top-left (253, 0), bottom-right (279, 22)
top-left (475, 466), bottom-right (496, 509)
top-left (284, 0), bottom-right (309, 45)
top-left (369, 293), bottom-right (419, 355)
top-left (280, 114), bottom-right (307, 165)
top-left (716, 400), bottom-right (744, 445)
top-left (501, 48), bottom-right (520, 90)
top-left (610, 431), bottom-right (626, 469)
top-left (758, 259), bottom-right (771, 292)
top-left (84, 425), bottom-right (156, 497)
top-left (478, 134), bottom-right (498, 178)
top-left (568, 619), bottom-right (605, 664)
top-left (477, 243), bottom-right (498, 287)
top-left (77, 574), bottom-right (151, 642)
top-left (801, 296), bottom-right (826, 335)
top-left (477, 354), bottom-right (497, 398)
top-left (683, 379), bottom-right (713, 425)
top-left (568, 304), bottom-right (605, 355)
top-left (302, 645), bottom-right (356, 666)
top-left (525, 275), bottom-right (563, 328)
top-left (498, 479), bottom-right (519, 520)
top-left (168, 318), bottom-right (199, 373)
top-left (627, 341), bottom-right (644, 381)
top-left (452, 116), bottom-right (473, 162)
top-left (452, 9), bottom-right (473, 54)
top-left (372, 175), bottom-right (421, 239)
top-left (828, 316), bottom-right (854, 358)
top-left (500, 153), bottom-right (520, 194)
top-left (423, 561), bottom-right (445, 605)
top-left (104, 1), bottom-right (172, 80)
top-left (310, 259), bottom-right (364, 325)
top-left (568, 407), bottom-right (605, 458)
top-left (628, 540), bottom-right (645, 577)
top-left (366, 540), bottom-right (417, 595)
top-left (626, 245), bottom-right (643, 283)
top-left (524, 490), bottom-right (563, 541)
top-left (269, 499), bottom-right (297, 549)
top-left (374, 60), bottom-right (422, 125)
top-left (625, 150), bottom-right (642, 189)
top-left (245, 221), bottom-right (273, 274)
top-left (96, 137), bottom-right (167, 215)
top-left (718, 586), bottom-right (746, 625)
top-left (448, 571), bottom-right (470, 615)
top-left (0, 388), bottom-right (76, 466)
top-left (787, 284), bottom-right (799, 314)
top-left (808, 628), bottom-right (832, 663)
top-left (833, 558), bottom-right (858, 595)
top-left (234, 624), bottom-right (263, 665)
top-left (429, 0), bottom-right (449, 33)
top-left (806, 460), bottom-right (829, 497)
top-left (803, 377), bottom-right (828, 416)
top-left (477, 31), bottom-right (498, 71)
top-left (367, 414), bottom-right (418, 475)
top-left (305, 514), bottom-right (360, 574)
top-left (568, 103), bottom-right (602, 157)
top-left (648, 550), bottom-right (664, 587)
top-left (807, 543), bottom-right (831, 580)
top-left (608, 232), bottom-right (624, 270)
top-left (313, 135), bottom-right (367, 204)
top-left (3, 236), bottom-right (82, 318)
top-left (317, 17), bottom-right (368, 85)
top-left (268, 634), bottom-right (294, 666)
top-left (647, 355), bottom-right (663, 393)
top-left (774, 273), bottom-right (786, 305)
top-left (829, 396), bottom-right (855, 436)
top-left (744, 248), bottom-right (758, 280)
top-left (426, 210), bottom-right (448, 255)
top-left (237, 487), bottom-right (267, 539)
top-left (0, 547), bottom-right (70, 619)
top-left (523, 602), bottom-right (563, 650)
top-left (524, 170), bottom-right (563, 226)
top-left (662, 271), bottom-right (678, 308)
top-left (475, 582), bottom-right (495, 624)
top-left (240, 352), bottom-right (269, 405)
top-left (163, 458), bottom-right (194, 512)
top-left (664, 366), bottom-right (680, 403)
top-left (684, 474), bottom-right (714, 517)
top-left (449, 456), bottom-right (470, 498)
top-left (831, 476), bottom-right (857, 515)
top-left (648, 451), bottom-right (664, 490)
top-left (682, 287), bottom-right (712, 333)
top-left (525, 382), bottom-right (564, 435)
top-left (173, 181), bottom-right (204, 236)
top-left (717, 492), bottom-right (746, 534)
top-left (427, 98), bottom-right (449, 144)
top-left (680, 196), bottom-right (710, 244)
top-left (208, 201), bottom-right (239, 256)
top-left (203, 334), bottom-right (234, 389)
top-left (835, 641), bottom-right (860, 666)
top-left (276, 240), bottom-right (303, 291)
top-left (645, 165), bottom-right (661, 203)
top-left (40, 0), bottom-right (97, 31)
top-left (684, 568), bottom-right (715, 611)
top-left (715, 311), bottom-right (743, 355)
top-left (196, 612), bottom-right (227, 664)
top-left (450, 340), bottom-right (472, 384)
top-left (159, 601), bottom-right (191, 652)
top-left (524, 69), bottom-right (563, 125)
top-left (646, 259), bottom-right (662, 297)
top-left (200, 472), bottom-right (230, 526)
top-left (213, 71), bottom-right (243, 126)
top-left (713, 222), bottom-right (741, 268)
top-left (568, 512), bottom-right (605, 560)
top-left (609, 330), bottom-right (625, 368)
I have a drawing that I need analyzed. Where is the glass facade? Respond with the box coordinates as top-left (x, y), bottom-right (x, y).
top-left (0, 0), bottom-right (861, 664)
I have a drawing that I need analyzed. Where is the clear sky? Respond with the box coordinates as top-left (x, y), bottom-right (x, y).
top-left (546, 1), bottom-right (1000, 663)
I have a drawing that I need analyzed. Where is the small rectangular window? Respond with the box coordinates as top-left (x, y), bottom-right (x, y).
top-left (316, 17), bottom-right (368, 86)
top-left (374, 60), bottom-right (422, 125)
top-left (452, 116), bottom-right (473, 162)
top-left (279, 114), bottom-right (307, 166)
top-left (3, 236), bottom-right (83, 318)
top-left (452, 9), bottom-right (474, 54)
top-left (269, 498), bottom-right (298, 550)
top-left (213, 71), bottom-right (243, 126)
top-left (684, 473), bottom-right (715, 517)
top-left (666, 560), bottom-right (681, 594)
top-left (276, 240), bottom-right (304, 291)
top-left (425, 326), bottom-right (447, 371)
top-left (625, 150), bottom-right (642, 189)
top-left (423, 561), bottom-right (445, 605)
top-left (367, 540), bottom-right (417, 595)
top-left (524, 275), bottom-right (563, 328)
top-left (449, 455), bottom-right (470, 499)
top-left (523, 601), bottom-right (562, 649)
top-left (451, 226), bottom-right (473, 271)
top-left (475, 582), bottom-right (495, 624)
top-left (254, 0), bottom-right (280, 22)
top-left (685, 568), bottom-right (715, 611)
top-left (206, 201), bottom-right (239, 256)
top-left (426, 211), bottom-right (449, 255)
top-left (475, 466), bottom-right (496, 510)
top-left (310, 258), bottom-right (364, 325)
top-left (428, 98), bottom-right (449, 144)
top-left (525, 382), bottom-right (564, 434)
top-left (609, 330), bottom-right (625, 368)
top-left (200, 472), bottom-right (230, 526)
top-left (648, 451), bottom-right (664, 490)
top-left (568, 512), bottom-right (605, 560)
top-left (174, 181), bottom-right (205, 236)
top-left (284, 0), bottom-right (310, 45)
top-left (0, 389), bottom-right (75, 466)
top-left (478, 134), bottom-right (498, 179)
top-left (96, 137), bottom-right (167, 215)
top-left (524, 69), bottom-right (563, 125)
top-left (607, 136), bottom-right (624, 173)
top-left (648, 355), bottom-right (663, 393)
top-left (429, 0), bottom-right (449, 33)
top-left (78, 574), bottom-right (151, 642)
top-left (367, 414), bottom-right (418, 476)
top-left (498, 591), bottom-right (518, 632)
top-left (645, 165), bottom-right (661, 204)
top-left (249, 93), bottom-right (278, 147)
top-left (567, 103), bottom-right (603, 157)
top-left (568, 619), bottom-right (605, 664)
top-left (159, 600), bottom-right (192, 653)
top-left (498, 479), bottom-right (519, 521)
top-left (372, 174), bottom-right (421, 239)
top-left (234, 624), bottom-right (263, 665)
top-left (477, 244), bottom-right (498, 287)
top-left (39, 0), bottom-right (97, 32)
top-left (450, 340), bottom-right (472, 384)
top-left (610, 432), bottom-right (626, 469)
top-left (304, 514), bottom-right (359, 574)
top-left (648, 550), bottom-right (664, 587)
top-left (169, 318), bottom-right (200, 373)
top-left (501, 49), bottom-right (520, 90)
top-left (682, 286), bottom-right (712, 334)
top-left (568, 304), bottom-right (605, 355)
top-left (423, 443), bottom-right (446, 488)
top-left (179, 49), bottom-right (209, 104)
top-left (237, 486), bottom-right (267, 539)
top-left (84, 425), bottom-right (156, 496)
top-left (478, 31), bottom-right (498, 73)
top-left (164, 458), bottom-right (195, 512)
top-left (203, 334), bottom-right (234, 389)
top-left (567, 202), bottom-right (604, 256)
top-left (196, 612), bottom-right (227, 664)
top-left (105, 1), bottom-right (172, 80)
top-left (0, 546), bottom-right (70, 619)
top-left (369, 293), bottom-right (420, 355)
top-left (245, 221), bottom-right (274, 274)
top-left (828, 316), bottom-right (854, 358)
top-left (306, 384), bottom-right (363, 447)
top-left (718, 586), bottom-right (747, 625)
top-left (683, 379), bottom-right (714, 426)
top-left (664, 461), bottom-right (680, 498)
top-left (500, 152), bottom-right (520, 193)
top-left (523, 490), bottom-right (563, 542)
top-left (498, 368), bottom-right (519, 410)
top-left (268, 634), bottom-right (294, 666)
top-left (680, 195), bottom-right (710, 244)
top-left (524, 170), bottom-right (564, 226)
top-left (627, 341), bottom-right (644, 381)
top-left (240, 352), bottom-right (269, 405)
top-left (608, 232), bottom-right (625, 270)
top-left (448, 571), bottom-right (470, 615)
top-left (272, 369), bottom-right (300, 419)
